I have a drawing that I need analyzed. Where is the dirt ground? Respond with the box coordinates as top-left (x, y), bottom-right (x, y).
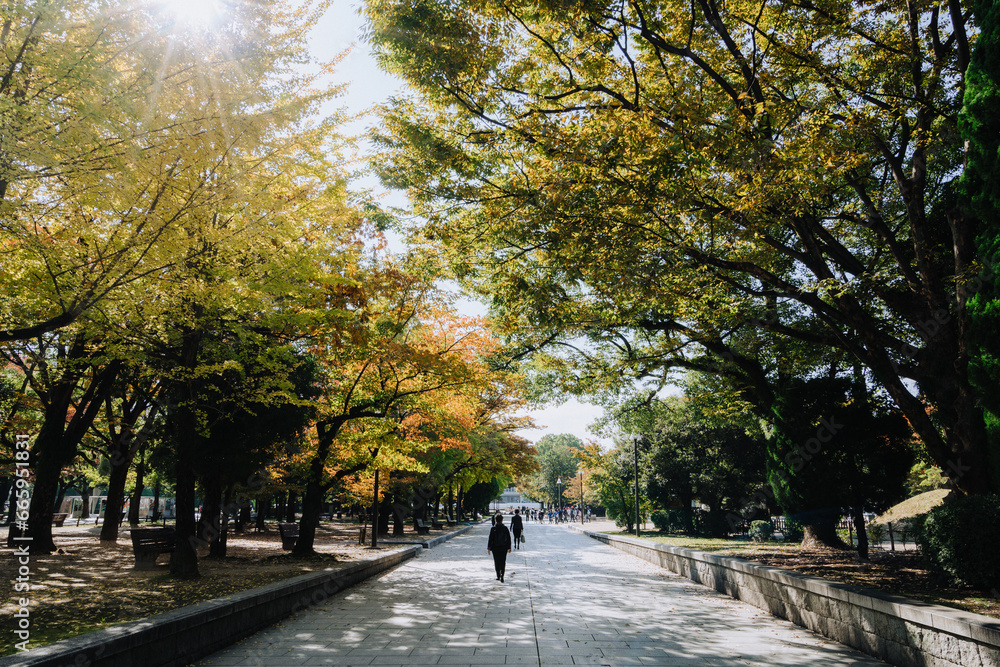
top-left (1, 519), bottom-right (446, 654)
top-left (586, 520), bottom-right (1000, 621)
top-left (718, 542), bottom-right (1000, 619)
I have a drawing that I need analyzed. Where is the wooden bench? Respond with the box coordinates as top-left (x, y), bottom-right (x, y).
top-left (446, 515), bottom-right (458, 527)
top-left (130, 527), bottom-right (176, 569)
top-left (52, 513), bottom-right (69, 527)
top-left (414, 518), bottom-right (430, 535)
top-left (278, 522), bottom-right (299, 550)
top-left (431, 517), bottom-right (445, 530)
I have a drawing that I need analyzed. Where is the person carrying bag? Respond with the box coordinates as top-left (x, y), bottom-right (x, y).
top-left (487, 513), bottom-right (512, 582)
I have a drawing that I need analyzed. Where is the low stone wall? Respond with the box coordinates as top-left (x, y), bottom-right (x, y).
top-left (1, 545), bottom-right (422, 667)
top-left (421, 522), bottom-right (475, 548)
top-left (575, 527), bottom-right (1000, 667)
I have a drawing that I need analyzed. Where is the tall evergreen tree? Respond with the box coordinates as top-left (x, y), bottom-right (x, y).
top-left (963, 0), bottom-right (1000, 488)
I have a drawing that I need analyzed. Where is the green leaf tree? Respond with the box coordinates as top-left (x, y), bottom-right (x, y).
top-left (521, 433), bottom-right (582, 508)
top-left (639, 396), bottom-right (767, 536)
top-left (963, 0), bottom-right (1000, 487)
top-left (365, 0), bottom-right (997, 496)
top-left (579, 441), bottom-right (647, 533)
top-left (767, 376), bottom-right (915, 555)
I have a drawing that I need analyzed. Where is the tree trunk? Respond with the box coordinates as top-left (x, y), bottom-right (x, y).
top-left (872, 327), bottom-right (997, 495)
top-left (169, 324), bottom-right (204, 581)
top-left (80, 486), bottom-right (91, 521)
top-left (170, 442), bottom-right (200, 578)
top-left (851, 505), bottom-right (870, 561)
top-left (295, 486), bottom-right (323, 555)
top-left (25, 348), bottom-right (120, 552)
top-left (679, 488), bottom-right (695, 534)
top-left (617, 489), bottom-right (634, 533)
top-left (127, 455), bottom-right (145, 527)
top-left (275, 492), bottom-right (286, 524)
top-left (285, 490), bottom-right (297, 523)
top-left (236, 503), bottom-right (250, 533)
top-left (198, 471), bottom-right (222, 545)
top-left (255, 495), bottom-right (269, 532)
top-left (101, 450), bottom-right (133, 542)
top-left (392, 501), bottom-right (405, 536)
top-left (150, 479), bottom-right (161, 522)
top-left (127, 470), bottom-right (146, 528)
top-left (800, 516), bottom-right (848, 550)
top-left (26, 422), bottom-right (77, 552)
top-left (378, 498), bottom-right (391, 535)
top-left (103, 391), bottom-right (158, 536)
top-left (1, 479), bottom-right (13, 525)
top-left (294, 435), bottom-right (332, 555)
top-left (53, 481), bottom-right (68, 516)
top-left (210, 485), bottom-right (231, 558)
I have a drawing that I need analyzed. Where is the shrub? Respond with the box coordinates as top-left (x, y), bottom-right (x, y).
top-left (893, 519), bottom-right (914, 543)
top-left (916, 494), bottom-right (1000, 590)
top-left (651, 509), bottom-right (671, 533)
top-left (692, 508), bottom-right (730, 537)
top-left (651, 509), bottom-right (686, 533)
top-left (782, 517), bottom-right (804, 542)
top-left (866, 522), bottom-right (886, 546)
top-left (749, 520), bottom-right (774, 543)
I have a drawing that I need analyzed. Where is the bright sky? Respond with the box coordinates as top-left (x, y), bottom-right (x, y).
top-left (310, 3), bottom-right (611, 448)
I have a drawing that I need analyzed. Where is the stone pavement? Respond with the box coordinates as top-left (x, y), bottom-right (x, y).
top-left (194, 522), bottom-right (886, 666)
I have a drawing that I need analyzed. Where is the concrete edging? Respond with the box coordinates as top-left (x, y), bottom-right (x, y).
top-left (1, 545), bottom-right (423, 667)
top-left (572, 526), bottom-right (1000, 667)
top-left (420, 522), bottom-right (476, 548)
top-left (371, 522), bottom-right (477, 549)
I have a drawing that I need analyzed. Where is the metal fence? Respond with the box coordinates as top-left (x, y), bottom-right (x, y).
top-left (731, 514), bottom-right (920, 552)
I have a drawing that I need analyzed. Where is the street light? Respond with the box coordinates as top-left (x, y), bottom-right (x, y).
top-left (633, 437), bottom-right (640, 537)
top-left (372, 467), bottom-right (379, 548)
top-left (556, 477), bottom-right (562, 522)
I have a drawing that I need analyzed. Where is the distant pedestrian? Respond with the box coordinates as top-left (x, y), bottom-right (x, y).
top-left (487, 513), bottom-right (512, 582)
top-left (511, 508), bottom-right (524, 549)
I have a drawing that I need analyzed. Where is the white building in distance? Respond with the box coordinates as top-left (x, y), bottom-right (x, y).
top-left (493, 486), bottom-right (542, 511)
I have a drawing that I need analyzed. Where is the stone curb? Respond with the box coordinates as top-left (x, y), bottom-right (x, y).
top-left (1, 545), bottom-right (423, 667)
top-left (420, 522), bottom-right (476, 548)
top-left (572, 526), bottom-right (1000, 667)
top-left (368, 522), bottom-right (477, 550)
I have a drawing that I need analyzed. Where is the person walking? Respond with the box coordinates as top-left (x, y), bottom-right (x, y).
top-left (511, 508), bottom-right (524, 549)
top-left (487, 513), bottom-right (512, 582)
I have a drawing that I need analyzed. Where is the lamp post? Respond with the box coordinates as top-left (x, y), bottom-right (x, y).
top-left (556, 477), bottom-right (562, 522)
top-left (371, 467), bottom-right (379, 548)
top-left (633, 437), bottom-right (640, 537)
top-left (579, 471), bottom-right (584, 524)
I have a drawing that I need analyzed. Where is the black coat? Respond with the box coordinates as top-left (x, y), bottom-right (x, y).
top-left (488, 523), bottom-right (511, 552)
top-left (510, 514), bottom-right (523, 536)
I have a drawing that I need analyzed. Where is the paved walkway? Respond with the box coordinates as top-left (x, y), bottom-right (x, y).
top-left (195, 523), bottom-right (885, 666)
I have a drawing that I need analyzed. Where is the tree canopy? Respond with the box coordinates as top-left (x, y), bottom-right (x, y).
top-left (0, 1), bottom-right (536, 577)
top-left (364, 0), bottom-right (999, 495)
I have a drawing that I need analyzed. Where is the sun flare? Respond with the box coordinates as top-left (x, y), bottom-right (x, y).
top-left (162, 0), bottom-right (225, 27)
